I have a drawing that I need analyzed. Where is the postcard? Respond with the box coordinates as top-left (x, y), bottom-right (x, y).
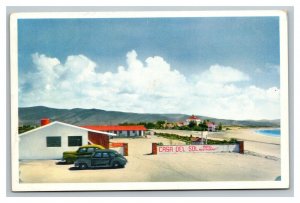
top-left (10, 10), bottom-right (289, 191)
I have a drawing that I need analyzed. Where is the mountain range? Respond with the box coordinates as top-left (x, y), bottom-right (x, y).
top-left (18, 106), bottom-right (280, 127)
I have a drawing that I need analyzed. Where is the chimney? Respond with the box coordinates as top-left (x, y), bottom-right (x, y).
top-left (41, 118), bottom-right (51, 126)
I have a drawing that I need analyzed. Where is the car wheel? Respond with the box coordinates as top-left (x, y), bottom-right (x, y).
top-left (112, 161), bottom-right (120, 168)
top-left (79, 163), bottom-right (88, 170)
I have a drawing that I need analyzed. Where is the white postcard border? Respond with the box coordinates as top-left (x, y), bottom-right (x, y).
top-left (10, 10), bottom-right (289, 191)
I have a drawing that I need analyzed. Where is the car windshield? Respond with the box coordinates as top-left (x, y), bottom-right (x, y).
top-left (112, 152), bottom-right (119, 157)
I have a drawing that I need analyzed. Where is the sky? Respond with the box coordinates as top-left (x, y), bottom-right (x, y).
top-left (18, 16), bottom-right (281, 120)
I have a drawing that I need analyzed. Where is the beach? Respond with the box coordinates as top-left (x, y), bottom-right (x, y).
top-left (19, 127), bottom-right (281, 183)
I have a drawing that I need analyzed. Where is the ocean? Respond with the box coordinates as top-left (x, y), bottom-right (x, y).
top-left (255, 129), bottom-right (281, 137)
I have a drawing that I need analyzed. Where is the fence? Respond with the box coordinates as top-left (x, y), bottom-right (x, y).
top-left (110, 142), bottom-right (128, 156)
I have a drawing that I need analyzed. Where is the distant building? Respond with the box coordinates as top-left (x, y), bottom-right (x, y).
top-left (19, 120), bottom-right (115, 160)
top-left (176, 122), bottom-right (185, 127)
top-left (81, 125), bottom-right (147, 137)
top-left (185, 115), bottom-right (202, 125)
top-left (207, 122), bottom-right (216, 132)
top-left (163, 122), bottom-right (175, 129)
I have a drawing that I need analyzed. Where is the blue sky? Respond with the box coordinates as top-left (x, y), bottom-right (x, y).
top-left (18, 16), bottom-right (281, 120)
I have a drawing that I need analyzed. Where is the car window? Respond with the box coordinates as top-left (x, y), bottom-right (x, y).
top-left (94, 152), bottom-right (102, 158)
top-left (102, 152), bottom-right (109, 158)
top-left (78, 148), bottom-right (87, 153)
top-left (87, 148), bottom-right (95, 153)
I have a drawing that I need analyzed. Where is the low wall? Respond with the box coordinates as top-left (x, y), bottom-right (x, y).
top-left (152, 141), bottom-right (244, 155)
top-left (110, 142), bottom-right (128, 156)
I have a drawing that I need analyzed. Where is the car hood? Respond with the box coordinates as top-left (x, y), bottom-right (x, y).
top-left (63, 150), bottom-right (76, 154)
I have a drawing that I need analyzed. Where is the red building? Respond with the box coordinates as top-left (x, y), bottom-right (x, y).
top-left (185, 115), bottom-right (202, 125)
top-left (82, 125), bottom-right (147, 137)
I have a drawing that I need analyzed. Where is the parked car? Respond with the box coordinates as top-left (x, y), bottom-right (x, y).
top-left (62, 144), bottom-right (105, 164)
top-left (74, 149), bottom-right (127, 169)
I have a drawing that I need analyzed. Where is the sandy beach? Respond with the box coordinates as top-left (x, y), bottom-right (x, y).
top-left (19, 127), bottom-right (281, 183)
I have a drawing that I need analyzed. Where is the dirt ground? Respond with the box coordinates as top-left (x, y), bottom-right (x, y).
top-left (19, 130), bottom-right (281, 183)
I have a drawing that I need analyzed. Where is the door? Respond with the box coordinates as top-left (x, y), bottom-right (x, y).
top-left (91, 152), bottom-right (103, 167)
top-left (100, 152), bottom-right (111, 166)
top-left (91, 152), bottom-right (111, 167)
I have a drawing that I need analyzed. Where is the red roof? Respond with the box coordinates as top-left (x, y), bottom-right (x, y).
top-left (81, 125), bottom-right (147, 131)
top-left (188, 115), bottom-right (200, 120)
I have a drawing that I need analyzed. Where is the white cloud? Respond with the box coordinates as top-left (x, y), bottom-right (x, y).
top-left (199, 64), bottom-right (250, 84)
top-left (19, 50), bottom-right (280, 120)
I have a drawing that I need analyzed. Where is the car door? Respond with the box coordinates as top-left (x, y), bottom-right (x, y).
top-left (100, 152), bottom-right (111, 166)
top-left (91, 152), bottom-right (103, 167)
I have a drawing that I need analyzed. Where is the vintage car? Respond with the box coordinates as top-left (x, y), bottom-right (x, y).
top-left (74, 149), bottom-right (127, 169)
top-left (62, 144), bottom-right (105, 164)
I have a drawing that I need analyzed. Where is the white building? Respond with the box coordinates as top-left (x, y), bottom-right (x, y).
top-left (81, 125), bottom-right (147, 137)
top-left (19, 121), bottom-right (115, 160)
top-left (207, 122), bottom-right (217, 132)
top-left (185, 115), bottom-right (202, 125)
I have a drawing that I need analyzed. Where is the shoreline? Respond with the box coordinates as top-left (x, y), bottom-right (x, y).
top-left (254, 128), bottom-right (280, 137)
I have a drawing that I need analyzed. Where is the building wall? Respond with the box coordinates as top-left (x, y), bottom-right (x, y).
top-left (88, 132), bottom-right (109, 148)
top-left (156, 144), bottom-right (240, 154)
top-left (208, 126), bottom-right (216, 131)
top-left (185, 119), bottom-right (201, 125)
top-left (19, 123), bottom-right (89, 160)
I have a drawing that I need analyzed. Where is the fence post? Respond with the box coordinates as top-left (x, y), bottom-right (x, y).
top-left (238, 141), bottom-right (244, 154)
top-left (152, 143), bottom-right (157, 155)
top-left (123, 143), bottom-right (128, 156)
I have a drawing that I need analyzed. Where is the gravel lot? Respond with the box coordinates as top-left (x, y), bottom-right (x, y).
top-left (19, 133), bottom-right (280, 183)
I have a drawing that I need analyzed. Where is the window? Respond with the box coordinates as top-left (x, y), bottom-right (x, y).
top-left (94, 152), bottom-right (102, 158)
top-left (68, 136), bottom-right (82, 146)
top-left (87, 148), bottom-right (95, 153)
top-left (110, 152), bottom-right (119, 157)
top-left (78, 147), bottom-right (87, 153)
top-left (46, 137), bottom-right (61, 147)
top-left (102, 152), bottom-right (110, 158)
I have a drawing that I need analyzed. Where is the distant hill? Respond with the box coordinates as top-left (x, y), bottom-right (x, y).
top-left (18, 106), bottom-right (280, 127)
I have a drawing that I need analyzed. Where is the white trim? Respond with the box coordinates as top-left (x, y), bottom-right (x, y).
top-left (11, 10), bottom-right (287, 19)
top-left (19, 121), bottom-right (116, 136)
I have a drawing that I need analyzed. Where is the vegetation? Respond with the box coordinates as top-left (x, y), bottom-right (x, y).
top-left (188, 121), bottom-right (197, 128)
top-left (155, 133), bottom-right (239, 145)
top-left (155, 133), bottom-right (192, 145)
top-left (18, 125), bottom-right (36, 134)
top-left (120, 119), bottom-right (220, 131)
top-left (218, 122), bottom-right (223, 131)
top-left (119, 120), bottom-right (166, 129)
